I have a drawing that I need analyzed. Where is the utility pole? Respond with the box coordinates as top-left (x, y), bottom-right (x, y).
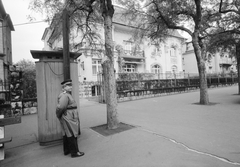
top-left (62, 8), bottom-right (70, 80)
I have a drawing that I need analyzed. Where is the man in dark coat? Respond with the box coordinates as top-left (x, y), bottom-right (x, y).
top-left (56, 79), bottom-right (84, 158)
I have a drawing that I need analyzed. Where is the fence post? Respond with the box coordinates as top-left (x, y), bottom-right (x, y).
top-left (225, 75), bottom-right (227, 85)
top-left (174, 73), bottom-right (177, 86)
top-left (209, 75), bottom-right (211, 87)
top-left (138, 73), bottom-right (141, 89)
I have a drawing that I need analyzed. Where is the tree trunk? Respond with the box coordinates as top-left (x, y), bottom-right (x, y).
top-left (102, 59), bottom-right (119, 129)
top-left (198, 61), bottom-right (209, 104)
top-left (101, 0), bottom-right (119, 129)
top-left (236, 43), bottom-right (240, 94)
top-left (192, 35), bottom-right (209, 105)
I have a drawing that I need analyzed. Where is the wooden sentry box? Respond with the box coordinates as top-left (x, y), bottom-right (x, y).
top-left (31, 50), bottom-right (81, 146)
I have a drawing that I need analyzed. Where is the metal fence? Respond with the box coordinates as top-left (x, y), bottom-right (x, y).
top-left (115, 72), bottom-right (185, 81)
top-left (98, 72), bottom-right (238, 102)
top-left (116, 73), bottom-right (238, 92)
top-left (0, 81), bottom-right (37, 116)
top-left (115, 72), bottom-right (238, 81)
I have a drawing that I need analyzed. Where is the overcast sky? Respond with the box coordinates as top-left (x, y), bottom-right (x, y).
top-left (2, 0), bottom-right (48, 63)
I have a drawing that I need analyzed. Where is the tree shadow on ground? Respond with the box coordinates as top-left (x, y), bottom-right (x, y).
top-left (192, 102), bottom-right (219, 106)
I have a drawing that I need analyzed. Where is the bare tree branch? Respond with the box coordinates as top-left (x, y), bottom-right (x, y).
top-left (152, 0), bottom-right (193, 36)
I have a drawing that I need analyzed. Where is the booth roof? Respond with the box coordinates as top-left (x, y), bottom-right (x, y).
top-left (30, 50), bottom-right (81, 60)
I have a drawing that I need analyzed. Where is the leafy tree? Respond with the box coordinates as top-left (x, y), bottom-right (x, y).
top-left (121, 0), bottom-right (226, 105)
top-left (208, 0), bottom-right (240, 93)
top-left (29, 0), bottom-right (119, 129)
top-left (15, 59), bottom-right (37, 99)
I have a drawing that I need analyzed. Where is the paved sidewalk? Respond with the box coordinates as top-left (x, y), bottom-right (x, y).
top-left (1, 85), bottom-right (240, 167)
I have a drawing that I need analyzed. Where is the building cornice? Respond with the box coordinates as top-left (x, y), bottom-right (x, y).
top-left (0, 1), bottom-right (14, 31)
top-left (183, 50), bottom-right (194, 55)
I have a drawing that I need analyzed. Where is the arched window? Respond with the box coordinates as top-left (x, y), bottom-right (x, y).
top-left (151, 64), bottom-right (161, 73)
top-left (171, 65), bottom-right (178, 73)
top-left (170, 47), bottom-right (176, 57)
top-left (208, 54), bottom-right (212, 63)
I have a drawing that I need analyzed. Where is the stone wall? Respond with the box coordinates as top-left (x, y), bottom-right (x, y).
top-left (79, 81), bottom-right (100, 98)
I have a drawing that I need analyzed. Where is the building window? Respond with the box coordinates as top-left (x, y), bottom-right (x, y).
top-left (124, 41), bottom-right (133, 53)
top-left (208, 54), bottom-right (212, 63)
top-left (170, 46), bottom-right (177, 57)
top-left (172, 65), bottom-right (178, 73)
top-left (151, 64), bottom-right (161, 73)
top-left (92, 59), bottom-right (102, 75)
top-left (123, 64), bottom-right (136, 72)
top-left (209, 66), bottom-right (212, 73)
top-left (151, 45), bottom-right (161, 57)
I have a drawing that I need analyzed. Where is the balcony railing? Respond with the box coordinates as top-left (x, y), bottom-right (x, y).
top-left (219, 58), bottom-right (233, 65)
top-left (123, 50), bottom-right (144, 58)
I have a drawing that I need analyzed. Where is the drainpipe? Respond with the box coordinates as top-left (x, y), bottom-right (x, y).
top-left (0, 18), bottom-right (4, 54)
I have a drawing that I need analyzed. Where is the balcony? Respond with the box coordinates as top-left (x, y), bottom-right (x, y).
top-left (122, 50), bottom-right (145, 59)
top-left (219, 58), bottom-right (233, 66)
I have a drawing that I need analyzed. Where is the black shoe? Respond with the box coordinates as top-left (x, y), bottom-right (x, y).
top-left (71, 152), bottom-right (84, 158)
top-left (64, 151), bottom-right (70, 155)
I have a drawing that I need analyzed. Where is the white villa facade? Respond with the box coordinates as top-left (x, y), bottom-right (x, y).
top-left (182, 41), bottom-right (237, 75)
top-left (75, 24), bottom-right (186, 82)
top-left (41, 4), bottom-right (186, 97)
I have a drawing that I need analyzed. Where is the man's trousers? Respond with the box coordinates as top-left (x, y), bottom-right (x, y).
top-left (63, 135), bottom-right (79, 154)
